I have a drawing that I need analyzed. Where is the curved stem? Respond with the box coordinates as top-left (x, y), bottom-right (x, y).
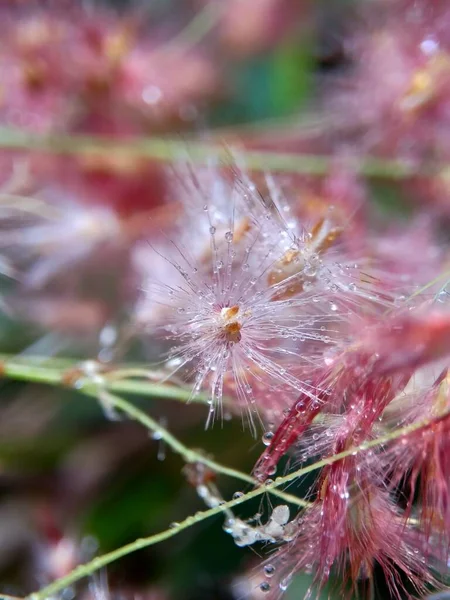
top-left (88, 388), bottom-right (306, 508)
top-left (24, 407), bottom-right (448, 600)
top-left (0, 354), bottom-right (307, 506)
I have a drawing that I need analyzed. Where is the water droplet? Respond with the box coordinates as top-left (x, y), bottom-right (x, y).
top-left (437, 288), bottom-right (450, 303)
top-left (262, 431), bottom-right (274, 446)
top-left (420, 36), bottom-right (439, 56)
top-left (223, 518), bottom-right (235, 533)
top-left (210, 226), bottom-right (216, 234)
top-left (260, 582), bottom-right (271, 593)
top-left (266, 464), bottom-right (277, 476)
top-left (264, 564), bottom-right (276, 577)
top-left (225, 231), bottom-right (233, 243)
top-left (232, 491), bottom-right (244, 500)
top-left (279, 577), bottom-right (291, 591)
top-left (142, 85), bottom-right (162, 105)
top-left (303, 263), bottom-right (317, 277)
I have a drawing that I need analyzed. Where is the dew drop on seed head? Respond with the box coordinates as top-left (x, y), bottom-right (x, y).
top-left (262, 431), bottom-right (274, 446)
top-left (225, 231), bottom-right (233, 243)
top-left (264, 564), bottom-right (276, 577)
top-left (232, 491), bottom-right (244, 499)
top-left (210, 226), bottom-right (216, 234)
top-left (279, 577), bottom-right (291, 591)
top-left (266, 464), bottom-right (277, 476)
top-left (420, 36), bottom-right (439, 55)
top-left (437, 288), bottom-right (450, 303)
top-left (260, 582), bottom-right (271, 593)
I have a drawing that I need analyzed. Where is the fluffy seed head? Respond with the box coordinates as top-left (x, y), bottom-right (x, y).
top-left (138, 163), bottom-right (362, 431)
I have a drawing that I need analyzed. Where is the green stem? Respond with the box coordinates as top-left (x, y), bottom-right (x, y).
top-left (89, 389), bottom-right (306, 508)
top-left (25, 408), bottom-right (448, 600)
top-left (0, 355), bottom-right (307, 506)
top-left (0, 127), bottom-right (429, 179)
top-left (0, 357), bottom-right (202, 403)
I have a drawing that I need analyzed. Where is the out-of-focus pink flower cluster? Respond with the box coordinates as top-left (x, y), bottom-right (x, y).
top-left (0, 0), bottom-right (306, 344)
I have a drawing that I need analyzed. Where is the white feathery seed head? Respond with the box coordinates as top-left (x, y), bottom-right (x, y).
top-left (0, 191), bottom-right (121, 288)
top-left (137, 162), bottom-right (350, 432)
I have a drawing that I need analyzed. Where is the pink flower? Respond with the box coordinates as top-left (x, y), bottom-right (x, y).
top-left (327, 0), bottom-right (450, 159)
top-left (262, 481), bottom-right (438, 599)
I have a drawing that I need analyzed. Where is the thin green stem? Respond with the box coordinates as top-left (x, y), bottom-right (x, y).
top-left (25, 408), bottom-right (448, 600)
top-left (0, 356), bottom-right (204, 403)
top-left (0, 127), bottom-right (432, 179)
top-left (0, 355), bottom-right (307, 506)
top-left (88, 388), bottom-right (307, 508)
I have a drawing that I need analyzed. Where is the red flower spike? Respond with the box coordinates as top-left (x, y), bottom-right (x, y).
top-left (265, 482), bottom-right (438, 600)
top-left (254, 310), bottom-right (450, 482)
top-left (252, 377), bottom-right (328, 482)
top-left (384, 380), bottom-right (450, 542)
top-left (362, 310), bottom-right (450, 376)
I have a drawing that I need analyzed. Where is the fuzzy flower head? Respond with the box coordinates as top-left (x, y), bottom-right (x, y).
top-left (0, 191), bottom-right (122, 289)
top-left (138, 164), bottom-right (357, 431)
top-left (136, 160), bottom-right (412, 433)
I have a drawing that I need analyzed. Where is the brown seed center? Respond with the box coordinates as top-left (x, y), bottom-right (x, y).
top-left (220, 305), bottom-right (242, 343)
